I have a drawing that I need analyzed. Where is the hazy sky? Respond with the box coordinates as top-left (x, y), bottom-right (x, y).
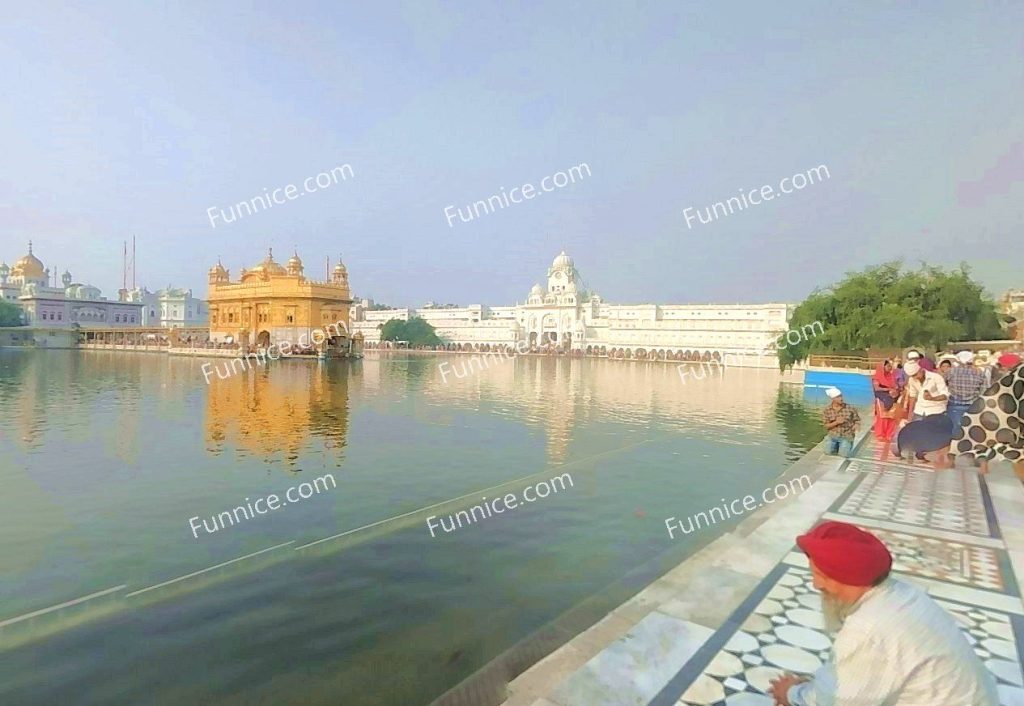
top-left (1, 2), bottom-right (1021, 307)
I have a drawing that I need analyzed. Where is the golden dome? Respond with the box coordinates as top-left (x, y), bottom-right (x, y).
top-left (249, 248), bottom-right (287, 276)
top-left (12, 242), bottom-right (45, 279)
top-left (209, 260), bottom-right (227, 276)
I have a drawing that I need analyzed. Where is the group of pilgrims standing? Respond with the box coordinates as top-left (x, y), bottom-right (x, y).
top-left (871, 349), bottom-right (1024, 472)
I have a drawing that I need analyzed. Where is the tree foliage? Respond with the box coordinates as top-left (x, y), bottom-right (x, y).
top-left (777, 261), bottom-right (1003, 369)
top-left (379, 317), bottom-right (442, 347)
top-left (0, 300), bottom-right (24, 327)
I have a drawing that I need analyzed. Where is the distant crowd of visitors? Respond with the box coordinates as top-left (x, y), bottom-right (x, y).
top-left (820, 349), bottom-right (1023, 473)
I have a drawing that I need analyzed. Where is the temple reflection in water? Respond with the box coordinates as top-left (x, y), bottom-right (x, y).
top-left (204, 361), bottom-right (351, 469)
top-left (358, 354), bottom-right (807, 464)
top-left (1, 349), bottom-right (818, 472)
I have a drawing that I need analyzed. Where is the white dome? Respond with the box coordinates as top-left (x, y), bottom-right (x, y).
top-left (551, 250), bottom-right (573, 269)
top-left (530, 283), bottom-right (544, 296)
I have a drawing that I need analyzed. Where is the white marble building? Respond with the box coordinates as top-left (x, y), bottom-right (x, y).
top-left (351, 251), bottom-right (791, 367)
top-left (0, 243), bottom-right (143, 328)
top-left (126, 286), bottom-right (209, 327)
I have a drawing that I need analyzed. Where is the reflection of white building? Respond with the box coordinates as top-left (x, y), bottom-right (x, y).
top-left (126, 286), bottom-right (208, 327)
top-left (351, 251), bottom-right (791, 367)
top-left (0, 243), bottom-right (143, 328)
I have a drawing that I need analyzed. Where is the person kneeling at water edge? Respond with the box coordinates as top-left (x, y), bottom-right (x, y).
top-left (895, 413), bottom-right (954, 468)
top-left (821, 387), bottom-right (859, 457)
top-left (769, 521), bottom-right (997, 705)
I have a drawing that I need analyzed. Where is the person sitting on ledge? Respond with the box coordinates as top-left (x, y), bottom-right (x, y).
top-left (769, 521), bottom-right (997, 706)
top-left (821, 387), bottom-right (859, 458)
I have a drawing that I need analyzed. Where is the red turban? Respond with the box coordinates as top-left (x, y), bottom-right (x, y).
top-left (797, 521), bottom-right (892, 586)
top-left (998, 353), bottom-right (1021, 368)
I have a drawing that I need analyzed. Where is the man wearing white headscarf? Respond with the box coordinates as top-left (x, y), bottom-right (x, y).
top-left (947, 351), bottom-right (988, 429)
top-left (821, 387), bottom-right (859, 457)
top-left (904, 360), bottom-right (949, 421)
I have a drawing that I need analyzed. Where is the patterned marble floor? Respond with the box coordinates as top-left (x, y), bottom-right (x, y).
top-left (678, 566), bottom-right (1024, 706)
top-left (865, 525), bottom-right (1010, 593)
top-left (666, 440), bottom-right (1024, 706)
top-left (835, 460), bottom-right (991, 537)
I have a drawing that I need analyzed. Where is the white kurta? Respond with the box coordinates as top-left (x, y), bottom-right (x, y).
top-left (788, 579), bottom-right (998, 706)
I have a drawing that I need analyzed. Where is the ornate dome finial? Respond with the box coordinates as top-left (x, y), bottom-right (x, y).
top-left (331, 255), bottom-right (348, 284)
top-left (551, 251), bottom-right (573, 269)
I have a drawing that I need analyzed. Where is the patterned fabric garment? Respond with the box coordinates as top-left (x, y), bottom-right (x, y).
top-left (947, 365), bottom-right (988, 404)
top-left (950, 365), bottom-right (1024, 463)
top-left (822, 403), bottom-right (860, 439)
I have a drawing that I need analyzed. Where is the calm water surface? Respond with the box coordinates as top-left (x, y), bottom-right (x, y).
top-left (0, 350), bottom-right (849, 705)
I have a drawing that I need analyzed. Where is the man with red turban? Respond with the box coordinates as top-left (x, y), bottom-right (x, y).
top-left (996, 352), bottom-right (1022, 380)
top-left (768, 521), bottom-right (997, 705)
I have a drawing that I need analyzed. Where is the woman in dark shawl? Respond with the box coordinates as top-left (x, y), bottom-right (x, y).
top-left (872, 360), bottom-right (899, 410)
top-left (872, 360), bottom-right (903, 442)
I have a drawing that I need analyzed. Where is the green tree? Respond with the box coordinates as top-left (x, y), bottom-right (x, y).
top-left (379, 317), bottom-right (442, 347)
top-left (379, 318), bottom-right (405, 341)
top-left (777, 262), bottom-right (1004, 369)
top-left (0, 300), bottom-right (24, 327)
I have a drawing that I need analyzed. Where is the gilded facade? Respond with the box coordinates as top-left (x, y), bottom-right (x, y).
top-left (208, 249), bottom-right (352, 350)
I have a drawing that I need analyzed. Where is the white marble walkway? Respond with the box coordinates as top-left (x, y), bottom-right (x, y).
top-left (501, 436), bottom-right (1024, 706)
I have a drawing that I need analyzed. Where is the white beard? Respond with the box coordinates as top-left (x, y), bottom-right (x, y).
top-left (821, 592), bottom-right (856, 634)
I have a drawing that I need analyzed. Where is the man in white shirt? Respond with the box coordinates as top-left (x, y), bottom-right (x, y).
top-left (769, 521), bottom-right (998, 705)
top-left (904, 360), bottom-right (949, 419)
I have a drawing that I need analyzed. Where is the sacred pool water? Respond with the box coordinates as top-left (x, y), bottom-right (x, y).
top-left (0, 349), bottom-right (842, 705)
